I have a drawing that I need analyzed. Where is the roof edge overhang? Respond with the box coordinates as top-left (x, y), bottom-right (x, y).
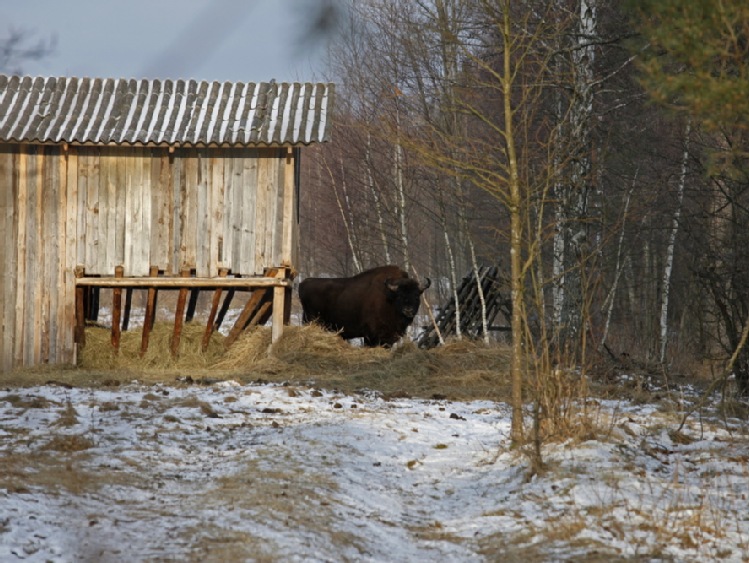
top-left (0, 139), bottom-right (325, 149)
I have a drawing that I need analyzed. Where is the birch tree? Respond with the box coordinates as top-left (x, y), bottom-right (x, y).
top-left (659, 120), bottom-right (690, 366)
top-left (552, 0), bottom-right (598, 358)
top-left (396, 0), bottom-right (564, 444)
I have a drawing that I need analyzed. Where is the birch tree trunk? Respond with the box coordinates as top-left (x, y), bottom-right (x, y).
top-left (323, 153), bottom-right (362, 273)
top-left (659, 120), bottom-right (691, 365)
top-left (393, 105), bottom-right (410, 272)
top-left (365, 131), bottom-right (392, 264)
top-left (553, 0), bottom-right (597, 356)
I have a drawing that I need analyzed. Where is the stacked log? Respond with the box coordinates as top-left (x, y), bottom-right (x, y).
top-left (418, 265), bottom-right (511, 349)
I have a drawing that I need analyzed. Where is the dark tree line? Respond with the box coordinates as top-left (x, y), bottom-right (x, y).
top-left (296, 0), bottom-right (749, 405)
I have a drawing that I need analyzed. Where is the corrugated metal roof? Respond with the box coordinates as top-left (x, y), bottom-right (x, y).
top-left (0, 75), bottom-right (334, 146)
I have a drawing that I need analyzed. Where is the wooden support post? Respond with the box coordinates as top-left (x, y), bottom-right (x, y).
top-left (171, 267), bottom-right (191, 357)
top-left (140, 265), bottom-right (159, 357)
top-left (111, 266), bottom-right (124, 352)
top-left (271, 268), bottom-right (288, 344)
top-left (202, 268), bottom-right (229, 352)
top-left (74, 266), bottom-right (86, 348)
top-left (248, 301), bottom-right (273, 331)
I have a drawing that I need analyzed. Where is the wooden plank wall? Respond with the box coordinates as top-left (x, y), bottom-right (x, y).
top-left (0, 144), bottom-right (298, 371)
top-left (0, 148), bottom-right (18, 371)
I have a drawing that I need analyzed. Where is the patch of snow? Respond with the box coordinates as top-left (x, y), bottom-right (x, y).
top-left (0, 383), bottom-right (747, 561)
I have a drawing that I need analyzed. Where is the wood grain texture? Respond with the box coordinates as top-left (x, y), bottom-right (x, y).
top-left (2, 144), bottom-right (298, 371)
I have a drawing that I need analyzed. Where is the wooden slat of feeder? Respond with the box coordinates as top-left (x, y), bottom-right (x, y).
top-left (224, 287), bottom-right (270, 349)
top-left (140, 265), bottom-right (159, 357)
top-left (111, 266), bottom-right (124, 352)
top-left (170, 268), bottom-right (191, 357)
top-left (202, 268), bottom-right (229, 352)
top-left (224, 267), bottom-right (279, 349)
top-left (75, 277), bottom-right (292, 288)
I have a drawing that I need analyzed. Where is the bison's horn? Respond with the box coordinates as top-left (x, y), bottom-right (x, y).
top-left (419, 277), bottom-right (431, 292)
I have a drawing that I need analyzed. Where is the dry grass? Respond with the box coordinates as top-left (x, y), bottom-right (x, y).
top-left (1, 323), bottom-right (514, 401)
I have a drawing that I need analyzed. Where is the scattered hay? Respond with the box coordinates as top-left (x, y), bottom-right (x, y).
top-left (43, 434), bottom-right (95, 452)
top-left (5, 322), bottom-right (514, 401)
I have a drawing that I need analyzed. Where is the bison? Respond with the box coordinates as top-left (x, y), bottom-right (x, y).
top-left (299, 265), bottom-right (431, 347)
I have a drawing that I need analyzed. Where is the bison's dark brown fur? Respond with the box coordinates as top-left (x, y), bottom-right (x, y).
top-left (299, 265), bottom-right (431, 347)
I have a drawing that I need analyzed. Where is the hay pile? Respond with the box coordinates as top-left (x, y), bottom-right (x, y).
top-left (220, 326), bottom-right (513, 400)
top-left (79, 323), bottom-right (227, 373)
top-left (15, 323), bottom-right (513, 401)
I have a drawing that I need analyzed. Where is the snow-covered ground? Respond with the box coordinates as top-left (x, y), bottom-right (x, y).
top-left (1, 380), bottom-right (748, 562)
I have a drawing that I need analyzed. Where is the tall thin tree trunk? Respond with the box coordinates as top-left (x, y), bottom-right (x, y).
top-left (437, 184), bottom-right (462, 340)
top-left (501, 3), bottom-right (524, 446)
top-left (659, 120), bottom-right (691, 365)
top-left (323, 154), bottom-right (362, 273)
top-left (600, 171), bottom-right (636, 351)
top-left (365, 131), bottom-right (391, 264)
top-left (393, 106), bottom-right (410, 271)
top-left (555, 0), bottom-right (597, 356)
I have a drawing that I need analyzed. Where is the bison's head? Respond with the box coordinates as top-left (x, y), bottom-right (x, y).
top-left (385, 276), bottom-right (431, 320)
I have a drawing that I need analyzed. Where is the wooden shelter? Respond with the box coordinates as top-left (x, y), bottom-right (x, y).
top-left (0, 74), bottom-right (334, 372)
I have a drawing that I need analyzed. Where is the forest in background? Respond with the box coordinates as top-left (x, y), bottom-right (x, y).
top-left (1, 1), bottom-right (747, 449)
top-left (296, 0), bottom-right (749, 413)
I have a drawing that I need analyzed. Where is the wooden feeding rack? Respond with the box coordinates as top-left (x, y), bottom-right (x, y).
top-left (74, 265), bottom-right (294, 358)
top-left (418, 265), bottom-right (511, 349)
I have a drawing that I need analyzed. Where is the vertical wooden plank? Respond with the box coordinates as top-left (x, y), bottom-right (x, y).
top-left (0, 150), bottom-right (6, 370)
top-left (232, 154), bottom-right (247, 271)
top-left (124, 151), bottom-right (136, 275)
top-left (222, 155), bottom-right (235, 272)
top-left (171, 151), bottom-right (182, 274)
top-left (195, 150), bottom-right (209, 277)
top-left (177, 150), bottom-right (197, 270)
top-left (13, 148), bottom-right (27, 366)
top-left (27, 148), bottom-right (44, 365)
top-left (149, 150), bottom-right (170, 272)
top-left (114, 151), bottom-right (127, 271)
top-left (282, 148), bottom-right (295, 267)
top-left (252, 150), bottom-right (267, 275)
top-left (209, 151), bottom-right (224, 275)
top-left (43, 148), bottom-right (62, 363)
top-left (0, 148), bottom-right (18, 371)
top-left (139, 149), bottom-right (152, 276)
top-left (272, 150), bottom-right (283, 267)
top-left (95, 149), bottom-right (107, 273)
top-left (125, 147), bottom-right (149, 276)
top-left (64, 148), bottom-right (79, 364)
top-left (83, 150), bottom-right (101, 274)
top-left (101, 149), bottom-right (116, 274)
top-left (291, 148), bottom-right (300, 269)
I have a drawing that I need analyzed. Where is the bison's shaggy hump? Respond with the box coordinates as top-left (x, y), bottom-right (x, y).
top-left (299, 265), bottom-right (431, 347)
